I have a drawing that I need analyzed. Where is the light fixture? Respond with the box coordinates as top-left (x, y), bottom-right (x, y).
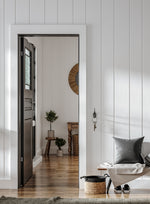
top-left (93, 108), bottom-right (97, 131)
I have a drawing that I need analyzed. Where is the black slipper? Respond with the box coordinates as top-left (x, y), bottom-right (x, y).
top-left (114, 185), bottom-right (122, 194)
top-left (123, 184), bottom-right (130, 194)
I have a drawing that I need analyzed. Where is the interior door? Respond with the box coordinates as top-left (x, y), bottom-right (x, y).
top-left (18, 37), bottom-right (35, 187)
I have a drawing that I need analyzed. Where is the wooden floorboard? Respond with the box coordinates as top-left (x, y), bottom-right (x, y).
top-left (0, 155), bottom-right (150, 198)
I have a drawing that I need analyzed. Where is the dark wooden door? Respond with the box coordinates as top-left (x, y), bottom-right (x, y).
top-left (18, 37), bottom-right (35, 187)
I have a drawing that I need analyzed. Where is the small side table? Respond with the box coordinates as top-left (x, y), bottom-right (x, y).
top-left (44, 137), bottom-right (56, 156)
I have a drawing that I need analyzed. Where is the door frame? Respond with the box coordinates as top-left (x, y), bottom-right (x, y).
top-left (11, 25), bottom-right (86, 189)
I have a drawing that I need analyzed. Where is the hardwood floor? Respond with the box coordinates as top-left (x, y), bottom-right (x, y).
top-left (0, 155), bottom-right (150, 198)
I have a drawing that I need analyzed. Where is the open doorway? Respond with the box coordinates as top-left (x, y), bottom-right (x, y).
top-left (18, 35), bottom-right (79, 189)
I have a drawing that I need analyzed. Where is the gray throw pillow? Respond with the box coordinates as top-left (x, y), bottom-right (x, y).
top-left (145, 153), bottom-right (150, 167)
top-left (113, 137), bottom-right (144, 164)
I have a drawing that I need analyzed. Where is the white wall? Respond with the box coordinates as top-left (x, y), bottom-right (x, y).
top-left (1, 0), bottom-right (150, 188)
top-left (42, 37), bottom-right (78, 154)
top-left (26, 36), bottom-right (78, 155)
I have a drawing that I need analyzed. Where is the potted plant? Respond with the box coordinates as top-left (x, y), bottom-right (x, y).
top-left (45, 110), bottom-right (58, 137)
top-left (55, 138), bottom-right (66, 156)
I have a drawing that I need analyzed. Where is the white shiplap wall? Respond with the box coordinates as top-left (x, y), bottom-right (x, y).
top-left (1, 0), bottom-right (150, 188)
top-left (0, 0), bottom-right (4, 178)
top-left (86, 0), bottom-right (102, 173)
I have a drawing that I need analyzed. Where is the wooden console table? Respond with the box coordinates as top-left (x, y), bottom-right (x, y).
top-left (44, 137), bottom-right (56, 156)
top-left (67, 122), bottom-right (78, 155)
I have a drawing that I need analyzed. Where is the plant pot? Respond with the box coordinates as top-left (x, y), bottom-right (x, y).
top-left (57, 149), bottom-right (63, 157)
top-left (48, 130), bottom-right (54, 137)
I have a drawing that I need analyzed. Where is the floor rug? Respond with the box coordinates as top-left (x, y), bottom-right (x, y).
top-left (1, 196), bottom-right (150, 204)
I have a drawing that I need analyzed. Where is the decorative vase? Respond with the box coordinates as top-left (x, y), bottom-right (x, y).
top-left (57, 149), bottom-right (63, 157)
top-left (48, 130), bottom-right (55, 137)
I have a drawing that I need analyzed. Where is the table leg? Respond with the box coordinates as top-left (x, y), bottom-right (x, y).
top-left (48, 141), bottom-right (51, 155)
top-left (44, 141), bottom-right (48, 156)
top-left (44, 140), bottom-right (51, 156)
top-left (68, 131), bottom-right (72, 155)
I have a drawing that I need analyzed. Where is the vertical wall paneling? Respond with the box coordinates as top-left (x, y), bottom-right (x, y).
top-left (58, 0), bottom-right (73, 24)
top-left (45, 0), bottom-right (58, 24)
top-left (86, 0), bottom-right (101, 173)
top-left (2, 0), bottom-right (150, 188)
top-left (73, 0), bottom-right (85, 24)
top-left (113, 0), bottom-right (116, 163)
top-left (30, 0), bottom-right (44, 24)
top-left (0, 0), bottom-right (4, 178)
top-left (143, 0), bottom-right (150, 143)
top-left (4, 0), bottom-right (16, 178)
top-left (16, 0), bottom-right (30, 24)
top-left (130, 0), bottom-right (142, 139)
top-left (114, 0), bottom-right (130, 139)
top-left (141, 0), bottom-right (143, 140)
top-left (101, 0), bottom-right (114, 162)
top-left (142, 0), bottom-right (150, 176)
top-left (142, 1), bottom-right (150, 178)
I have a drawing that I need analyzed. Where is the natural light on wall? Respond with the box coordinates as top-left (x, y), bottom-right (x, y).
top-left (5, 47), bottom-right (11, 178)
top-left (5, 49), bottom-right (11, 131)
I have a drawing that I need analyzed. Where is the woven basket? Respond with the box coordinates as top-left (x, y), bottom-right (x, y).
top-left (81, 176), bottom-right (107, 194)
top-left (73, 134), bottom-right (79, 156)
top-left (85, 181), bottom-right (106, 194)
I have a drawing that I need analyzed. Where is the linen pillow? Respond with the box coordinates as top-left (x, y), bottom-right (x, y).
top-left (113, 136), bottom-right (144, 164)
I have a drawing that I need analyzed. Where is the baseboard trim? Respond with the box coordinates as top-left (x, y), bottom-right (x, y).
top-left (36, 148), bottom-right (42, 156)
top-left (0, 178), bottom-right (17, 189)
top-left (33, 155), bottom-right (42, 168)
top-left (42, 146), bottom-right (68, 155)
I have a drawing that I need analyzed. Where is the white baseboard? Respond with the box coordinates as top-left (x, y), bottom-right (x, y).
top-left (36, 147), bottom-right (43, 156)
top-left (0, 178), bottom-right (17, 189)
top-left (33, 155), bottom-right (42, 168)
top-left (42, 146), bottom-right (68, 155)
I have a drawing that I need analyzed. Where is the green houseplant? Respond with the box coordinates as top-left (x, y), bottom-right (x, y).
top-left (45, 110), bottom-right (58, 137)
top-left (55, 138), bottom-right (66, 156)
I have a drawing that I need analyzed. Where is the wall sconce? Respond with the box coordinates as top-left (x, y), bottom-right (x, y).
top-left (93, 108), bottom-right (97, 131)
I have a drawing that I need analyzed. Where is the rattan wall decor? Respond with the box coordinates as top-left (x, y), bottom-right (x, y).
top-left (68, 63), bottom-right (79, 95)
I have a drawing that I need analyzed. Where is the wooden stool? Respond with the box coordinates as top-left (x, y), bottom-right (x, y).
top-left (44, 137), bottom-right (56, 156)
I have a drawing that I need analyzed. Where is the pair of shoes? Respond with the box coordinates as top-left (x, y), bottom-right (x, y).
top-left (114, 184), bottom-right (130, 194)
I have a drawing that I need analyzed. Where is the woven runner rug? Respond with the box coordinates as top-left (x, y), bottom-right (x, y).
top-left (1, 196), bottom-right (150, 204)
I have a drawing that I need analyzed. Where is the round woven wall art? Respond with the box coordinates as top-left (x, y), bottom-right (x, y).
top-left (68, 63), bottom-right (79, 95)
